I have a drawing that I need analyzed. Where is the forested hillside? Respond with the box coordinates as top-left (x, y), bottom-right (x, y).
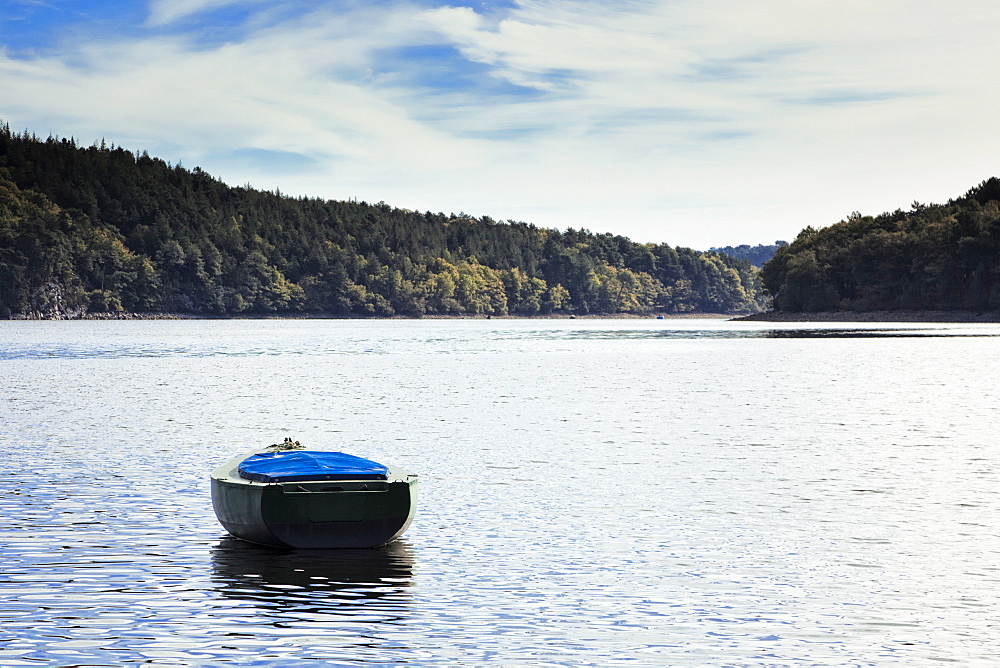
top-left (711, 242), bottom-right (787, 267)
top-left (0, 126), bottom-right (767, 318)
top-left (761, 178), bottom-right (1000, 312)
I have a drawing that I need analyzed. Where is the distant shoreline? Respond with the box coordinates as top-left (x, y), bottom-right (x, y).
top-left (733, 310), bottom-right (1000, 323)
top-left (8, 311), bottom-right (736, 321)
top-left (11, 310), bottom-right (1000, 323)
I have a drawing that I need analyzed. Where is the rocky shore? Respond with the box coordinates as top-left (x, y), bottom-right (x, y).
top-left (9, 311), bottom-right (733, 321)
top-left (10, 309), bottom-right (999, 322)
top-left (10, 311), bottom-right (190, 320)
top-left (734, 310), bottom-right (1000, 323)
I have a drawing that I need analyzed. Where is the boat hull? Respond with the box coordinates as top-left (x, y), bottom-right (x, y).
top-left (211, 453), bottom-right (417, 548)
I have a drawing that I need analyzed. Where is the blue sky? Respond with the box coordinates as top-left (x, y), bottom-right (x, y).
top-left (2, 0), bottom-right (998, 249)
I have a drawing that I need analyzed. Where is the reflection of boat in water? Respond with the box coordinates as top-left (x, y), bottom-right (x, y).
top-left (210, 535), bottom-right (414, 604)
top-left (211, 440), bottom-right (418, 548)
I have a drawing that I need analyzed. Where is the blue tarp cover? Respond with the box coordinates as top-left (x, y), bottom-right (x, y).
top-left (238, 451), bottom-right (389, 483)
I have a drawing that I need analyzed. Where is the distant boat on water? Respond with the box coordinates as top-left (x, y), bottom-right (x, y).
top-left (210, 439), bottom-right (418, 548)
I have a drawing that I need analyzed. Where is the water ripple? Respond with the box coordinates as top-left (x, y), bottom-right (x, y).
top-left (2, 319), bottom-right (999, 664)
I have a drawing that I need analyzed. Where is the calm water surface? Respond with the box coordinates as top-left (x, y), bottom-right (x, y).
top-left (1, 318), bottom-right (999, 665)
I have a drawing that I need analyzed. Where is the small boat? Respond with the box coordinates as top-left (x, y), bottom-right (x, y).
top-left (211, 439), bottom-right (418, 548)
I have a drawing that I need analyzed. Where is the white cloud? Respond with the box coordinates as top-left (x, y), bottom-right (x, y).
top-left (145, 0), bottom-right (264, 27)
top-left (3, 0), bottom-right (1000, 247)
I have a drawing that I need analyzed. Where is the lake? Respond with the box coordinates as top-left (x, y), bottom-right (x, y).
top-left (2, 318), bottom-right (999, 665)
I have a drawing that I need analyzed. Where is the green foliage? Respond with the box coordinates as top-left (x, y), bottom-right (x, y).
top-left (0, 124), bottom-right (767, 317)
top-left (711, 241), bottom-right (788, 267)
top-left (761, 178), bottom-right (1000, 312)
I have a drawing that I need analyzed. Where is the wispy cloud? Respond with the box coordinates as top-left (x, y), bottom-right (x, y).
top-left (2, 0), bottom-right (1000, 247)
top-left (145, 0), bottom-right (264, 27)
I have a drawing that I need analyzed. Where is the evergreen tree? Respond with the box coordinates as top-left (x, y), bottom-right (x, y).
top-left (0, 124), bottom-right (768, 317)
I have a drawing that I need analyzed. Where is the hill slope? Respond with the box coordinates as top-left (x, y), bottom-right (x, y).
top-left (711, 242), bottom-right (787, 267)
top-left (0, 126), bottom-right (767, 318)
top-left (761, 179), bottom-right (1000, 312)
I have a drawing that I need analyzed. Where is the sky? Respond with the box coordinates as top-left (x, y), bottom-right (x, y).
top-left (1, 0), bottom-right (998, 249)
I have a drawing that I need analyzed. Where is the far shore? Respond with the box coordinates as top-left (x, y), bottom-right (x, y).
top-left (733, 309), bottom-right (1000, 323)
top-left (9, 311), bottom-right (736, 321)
top-left (12, 309), bottom-right (1000, 323)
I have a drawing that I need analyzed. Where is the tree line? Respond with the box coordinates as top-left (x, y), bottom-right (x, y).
top-left (710, 242), bottom-right (787, 267)
top-left (0, 125), bottom-right (768, 318)
top-left (761, 178), bottom-right (1000, 312)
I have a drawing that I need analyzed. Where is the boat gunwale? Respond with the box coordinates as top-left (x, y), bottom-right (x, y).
top-left (210, 449), bottom-right (418, 487)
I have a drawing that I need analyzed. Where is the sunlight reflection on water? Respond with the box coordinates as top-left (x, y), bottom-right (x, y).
top-left (1, 318), bottom-right (999, 664)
